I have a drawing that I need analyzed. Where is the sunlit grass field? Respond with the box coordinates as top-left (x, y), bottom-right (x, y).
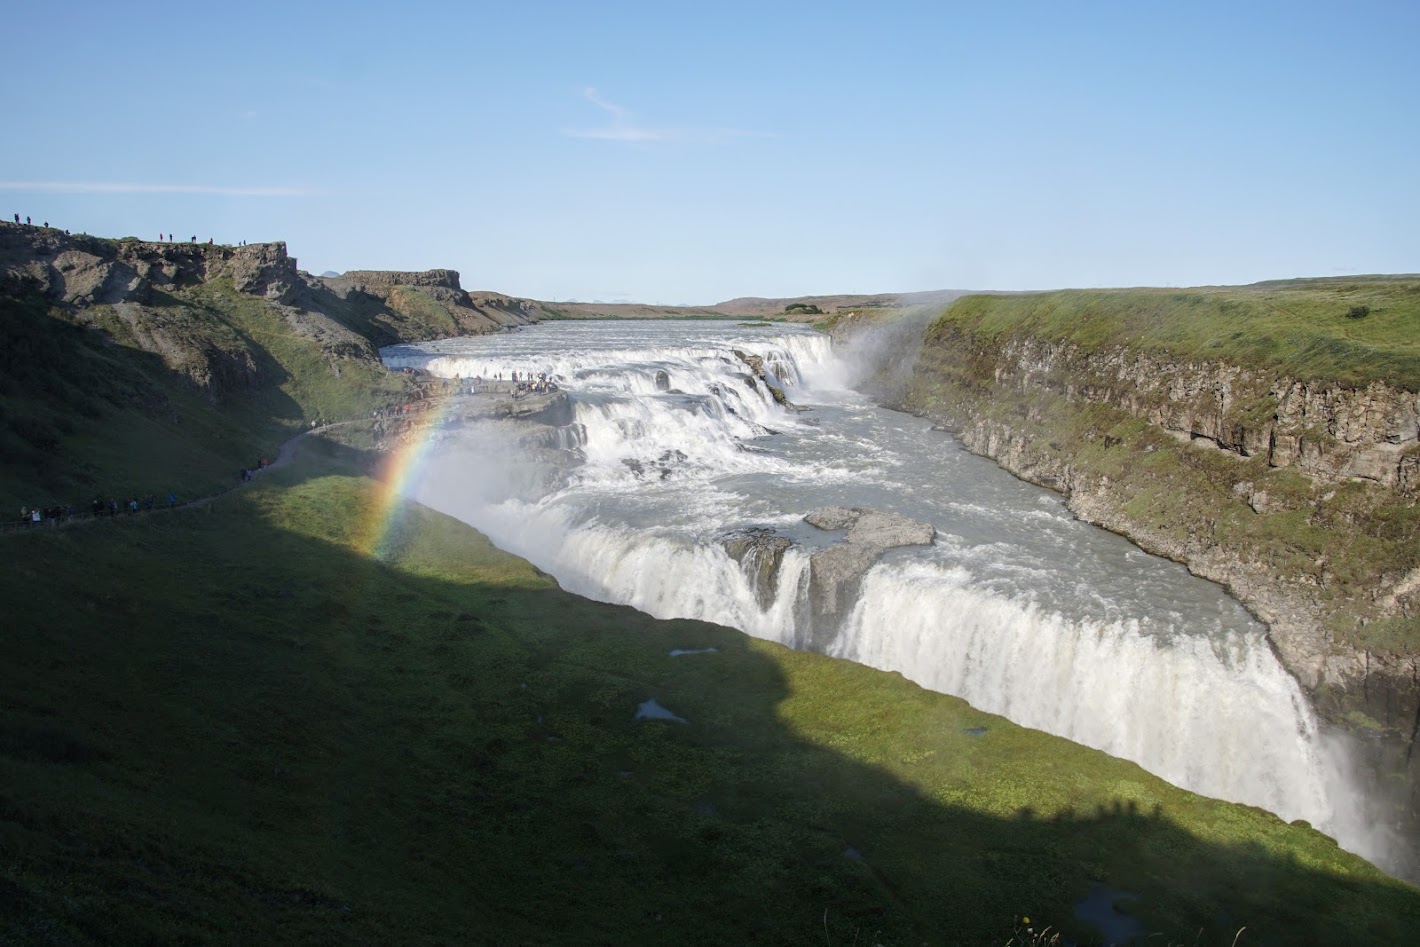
top-left (938, 276), bottom-right (1420, 389)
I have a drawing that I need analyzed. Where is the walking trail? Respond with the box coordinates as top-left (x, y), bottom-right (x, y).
top-left (2, 418), bottom-right (368, 538)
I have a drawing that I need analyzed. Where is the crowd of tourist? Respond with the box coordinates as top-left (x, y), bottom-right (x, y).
top-left (18, 493), bottom-right (178, 529)
top-left (5, 369), bottom-right (559, 536)
top-left (10, 454), bottom-right (279, 534)
top-left (10, 212), bottom-right (246, 247)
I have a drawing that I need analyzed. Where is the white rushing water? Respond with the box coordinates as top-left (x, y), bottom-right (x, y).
top-left (382, 320), bottom-right (1388, 867)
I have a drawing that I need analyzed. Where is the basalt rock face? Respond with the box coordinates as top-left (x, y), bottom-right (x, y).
top-left (987, 335), bottom-right (1420, 491)
top-left (722, 527), bottom-right (794, 612)
top-left (0, 223), bottom-right (547, 401)
top-left (839, 312), bottom-right (1420, 750)
top-left (0, 225), bottom-right (300, 308)
top-left (340, 269), bottom-right (464, 292)
top-left (805, 507), bottom-right (935, 645)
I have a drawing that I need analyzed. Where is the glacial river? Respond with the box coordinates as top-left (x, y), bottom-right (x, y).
top-left (382, 319), bottom-right (1385, 867)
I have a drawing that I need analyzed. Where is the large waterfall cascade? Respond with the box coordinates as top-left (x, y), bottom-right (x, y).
top-left (382, 321), bottom-right (1386, 868)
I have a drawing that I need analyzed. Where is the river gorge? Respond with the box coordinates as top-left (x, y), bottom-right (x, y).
top-left (381, 320), bottom-right (1395, 875)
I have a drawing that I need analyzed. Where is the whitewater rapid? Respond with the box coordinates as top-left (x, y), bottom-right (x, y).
top-left (381, 320), bottom-right (1386, 867)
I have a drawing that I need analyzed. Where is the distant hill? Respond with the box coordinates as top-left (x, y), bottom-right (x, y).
top-left (536, 289), bottom-right (983, 322)
top-left (714, 289), bottom-right (978, 318)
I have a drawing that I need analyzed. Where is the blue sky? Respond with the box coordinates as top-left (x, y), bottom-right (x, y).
top-left (3, 1), bottom-right (1416, 303)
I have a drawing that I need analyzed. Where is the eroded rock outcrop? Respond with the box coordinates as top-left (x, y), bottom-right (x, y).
top-left (0, 225), bottom-right (300, 308)
top-left (722, 527), bottom-right (794, 611)
top-left (318, 270), bottom-right (545, 338)
top-left (805, 507), bottom-right (935, 637)
top-left (733, 349), bottom-right (793, 407)
top-left (838, 309), bottom-right (1420, 753)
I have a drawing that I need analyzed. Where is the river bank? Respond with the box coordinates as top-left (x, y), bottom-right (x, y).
top-left (825, 284), bottom-right (1420, 874)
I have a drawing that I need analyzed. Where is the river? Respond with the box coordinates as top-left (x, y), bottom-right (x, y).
top-left (381, 319), bottom-right (1389, 870)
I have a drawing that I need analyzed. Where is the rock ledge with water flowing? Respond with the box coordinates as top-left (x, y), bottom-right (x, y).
top-left (805, 507), bottom-right (936, 626)
top-left (733, 348), bottom-right (795, 408)
top-left (722, 527), bottom-right (795, 612)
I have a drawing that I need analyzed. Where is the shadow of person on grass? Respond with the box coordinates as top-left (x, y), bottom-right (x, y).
top-left (1, 439), bottom-right (1417, 946)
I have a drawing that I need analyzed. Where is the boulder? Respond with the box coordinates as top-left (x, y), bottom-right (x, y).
top-left (804, 507), bottom-right (935, 632)
top-left (722, 527), bottom-right (794, 611)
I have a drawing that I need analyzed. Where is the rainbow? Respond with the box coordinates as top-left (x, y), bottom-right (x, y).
top-left (359, 391), bottom-right (461, 559)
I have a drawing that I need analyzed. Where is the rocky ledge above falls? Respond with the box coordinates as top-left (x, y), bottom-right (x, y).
top-left (0, 223), bottom-right (300, 307)
top-left (733, 349), bottom-right (795, 408)
top-left (0, 222), bottom-right (550, 400)
top-left (721, 507), bottom-right (936, 647)
top-left (804, 507), bottom-right (936, 627)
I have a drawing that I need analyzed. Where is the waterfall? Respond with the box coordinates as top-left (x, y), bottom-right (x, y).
top-left (390, 321), bottom-right (1388, 870)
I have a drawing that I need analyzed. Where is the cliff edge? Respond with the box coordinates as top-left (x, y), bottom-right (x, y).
top-left (833, 280), bottom-right (1420, 753)
top-left (0, 222), bottom-right (542, 502)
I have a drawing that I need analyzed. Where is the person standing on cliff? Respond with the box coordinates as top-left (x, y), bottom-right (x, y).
top-left (12, 213), bottom-right (17, 224)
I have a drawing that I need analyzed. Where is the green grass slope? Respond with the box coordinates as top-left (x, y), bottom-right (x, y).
top-left (937, 277), bottom-right (1420, 389)
top-left (1, 438), bottom-right (1416, 945)
top-left (0, 282), bottom-right (407, 513)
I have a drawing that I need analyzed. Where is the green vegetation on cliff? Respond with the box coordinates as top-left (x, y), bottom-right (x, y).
top-left (2, 438), bottom-right (1416, 944)
top-left (876, 280), bottom-right (1420, 743)
top-left (938, 276), bottom-right (1420, 389)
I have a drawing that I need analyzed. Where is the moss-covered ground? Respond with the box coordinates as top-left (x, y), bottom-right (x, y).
top-left (933, 277), bottom-right (1420, 389)
top-left (2, 436), bottom-right (1417, 944)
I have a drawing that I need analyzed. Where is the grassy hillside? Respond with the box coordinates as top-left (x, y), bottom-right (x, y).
top-left (936, 277), bottom-right (1420, 389)
top-left (0, 280), bottom-right (407, 513)
top-left (1, 437), bottom-right (1416, 944)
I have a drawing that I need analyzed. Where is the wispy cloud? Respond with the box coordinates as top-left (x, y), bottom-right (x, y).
top-left (0, 181), bottom-right (323, 197)
top-left (562, 87), bottom-right (774, 144)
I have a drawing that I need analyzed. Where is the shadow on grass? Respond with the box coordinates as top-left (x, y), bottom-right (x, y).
top-left (0, 295), bottom-right (309, 504)
top-left (1, 440), bottom-right (1418, 945)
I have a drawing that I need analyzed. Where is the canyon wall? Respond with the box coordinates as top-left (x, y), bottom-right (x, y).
top-left (835, 295), bottom-right (1420, 749)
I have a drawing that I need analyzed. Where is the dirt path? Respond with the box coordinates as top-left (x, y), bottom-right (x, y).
top-left (4, 384), bottom-right (523, 537)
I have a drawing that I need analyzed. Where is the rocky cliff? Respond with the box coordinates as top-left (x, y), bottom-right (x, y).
top-left (833, 283), bottom-right (1420, 752)
top-left (0, 225), bottom-right (301, 308)
top-left (0, 223), bottom-right (543, 401)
